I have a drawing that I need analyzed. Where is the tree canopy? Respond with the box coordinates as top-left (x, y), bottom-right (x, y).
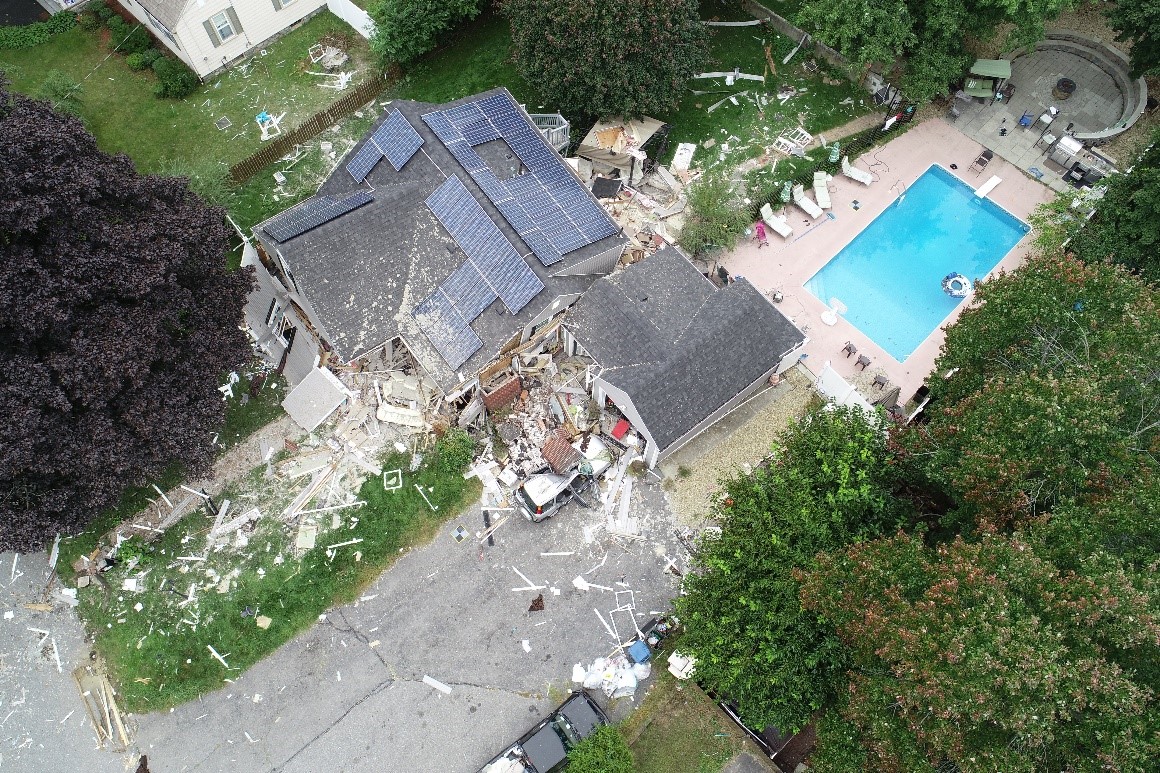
top-left (368, 0), bottom-right (481, 66)
top-left (1108, 0), bottom-right (1160, 78)
top-left (676, 406), bottom-right (915, 732)
top-left (0, 81), bottom-right (254, 551)
top-left (501, 0), bottom-right (709, 119)
top-left (798, 0), bottom-right (1076, 101)
top-left (801, 531), bottom-right (1160, 772)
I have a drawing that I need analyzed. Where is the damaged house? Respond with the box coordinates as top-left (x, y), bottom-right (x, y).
top-left (242, 88), bottom-right (628, 405)
top-left (562, 248), bottom-right (807, 467)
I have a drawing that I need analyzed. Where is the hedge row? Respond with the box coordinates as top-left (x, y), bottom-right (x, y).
top-left (0, 11), bottom-right (76, 50)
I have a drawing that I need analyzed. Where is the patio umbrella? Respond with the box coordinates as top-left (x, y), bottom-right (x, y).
top-left (779, 181), bottom-right (792, 203)
top-left (828, 141), bottom-right (841, 164)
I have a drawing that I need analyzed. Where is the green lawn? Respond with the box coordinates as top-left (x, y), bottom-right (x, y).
top-left (80, 440), bottom-right (481, 713)
top-left (623, 670), bottom-right (753, 773)
top-left (0, 12), bottom-right (374, 173)
top-left (389, 10), bottom-right (533, 107)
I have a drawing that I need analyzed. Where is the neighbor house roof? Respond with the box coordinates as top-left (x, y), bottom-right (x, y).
top-left (565, 248), bottom-right (806, 452)
top-left (253, 88), bottom-right (626, 391)
top-left (136, 0), bottom-right (189, 29)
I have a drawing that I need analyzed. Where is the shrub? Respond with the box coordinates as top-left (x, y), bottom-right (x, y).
top-left (77, 12), bottom-right (102, 32)
top-left (152, 56), bottom-right (199, 99)
top-left (105, 14), bottom-right (127, 42)
top-left (91, 1), bottom-right (115, 22)
top-left (566, 725), bottom-right (634, 773)
top-left (126, 46), bottom-right (161, 69)
top-left (435, 428), bottom-right (476, 474)
top-left (0, 11), bottom-right (77, 50)
top-left (118, 25), bottom-right (154, 56)
top-left (35, 70), bottom-right (83, 116)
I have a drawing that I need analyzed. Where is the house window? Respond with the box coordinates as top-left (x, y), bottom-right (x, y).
top-left (272, 0), bottom-right (297, 8)
top-left (203, 8), bottom-right (243, 47)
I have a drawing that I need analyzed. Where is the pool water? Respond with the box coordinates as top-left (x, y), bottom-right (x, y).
top-left (804, 164), bottom-right (1029, 361)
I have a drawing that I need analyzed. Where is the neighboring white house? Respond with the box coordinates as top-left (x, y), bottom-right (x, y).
top-left (120, 0), bottom-right (331, 79)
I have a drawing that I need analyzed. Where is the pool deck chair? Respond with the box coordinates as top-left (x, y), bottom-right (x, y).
top-left (760, 203), bottom-right (793, 239)
top-left (968, 149), bottom-right (993, 175)
top-left (813, 172), bottom-right (832, 209)
top-left (975, 175), bottom-right (1002, 198)
top-left (855, 354), bottom-right (871, 371)
top-left (841, 156), bottom-right (873, 185)
top-left (841, 341), bottom-right (857, 358)
top-left (792, 184), bottom-right (824, 219)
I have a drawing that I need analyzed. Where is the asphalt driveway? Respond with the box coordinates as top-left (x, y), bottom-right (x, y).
top-left (132, 478), bottom-right (681, 772)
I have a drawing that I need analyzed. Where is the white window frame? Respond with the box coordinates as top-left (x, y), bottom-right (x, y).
top-left (210, 11), bottom-right (236, 42)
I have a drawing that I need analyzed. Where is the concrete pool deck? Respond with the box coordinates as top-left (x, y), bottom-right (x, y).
top-left (721, 118), bottom-right (1055, 405)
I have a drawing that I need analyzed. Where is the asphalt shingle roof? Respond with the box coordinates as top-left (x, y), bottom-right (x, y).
top-left (136, 0), bottom-right (189, 30)
top-left (253, 88), bottom-right (626, 391)
top-left (565, 248), bottom-right (806, 452)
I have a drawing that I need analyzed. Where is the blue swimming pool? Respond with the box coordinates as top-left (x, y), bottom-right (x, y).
top-left (804, 164), bottom-right (1029, 361)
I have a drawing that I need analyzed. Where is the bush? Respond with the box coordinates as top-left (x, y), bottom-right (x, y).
top-left (566, 725), bottom-right (634, 773)
top-left (126, 47), bottom-right (161, 70)
top-left (35, 69), bottom-right (83, 116)
top-left (118, 24), bottom-right (154, 56)
top-left (152, 56), bottom-right (199, 99)
top-left (77, 12), bottom-right (102, 32)
top-left (91, 1), bottom-right (115, 22)
top-left (0, 11), bottom-right (77, 50)
top-left (105, 14), bottom-right (127, 41)
top-left (435, 428), bottom-right (476, 474)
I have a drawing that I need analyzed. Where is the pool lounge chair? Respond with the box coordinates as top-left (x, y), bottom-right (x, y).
top-left (759, 203), bottom-right (793, 239)
top-left (813, 171), bottom-right (832, 209)
top-left (792, 184), bottom-right (823, 219)
top-left (841, 156), bottom-right (873, 185)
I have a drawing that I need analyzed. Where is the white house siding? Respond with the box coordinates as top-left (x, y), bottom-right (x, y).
top-left (242, 256), bottom-right (320, 385)
top-left (171, 0), bottom-right (329, 78)
top-left (519, 293), bottom-right (584, 343)
top-left (590, 377), bottom-right (659, 466)
top-left (118, 0), bottom-right (201, 73)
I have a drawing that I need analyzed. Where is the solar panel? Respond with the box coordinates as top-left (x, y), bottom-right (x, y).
top-left (264, 189), bottom-right (374, 243)
top-left (372, 109), bottom-right (424, 171)
top-left (425, 176), bottom-right (544, 314)
top-left (412, 292), bottom-right (482, 370)
top-left (346, 142), bottom-right (382, 182)
top-left (421, 91), bottom-right (620, 266)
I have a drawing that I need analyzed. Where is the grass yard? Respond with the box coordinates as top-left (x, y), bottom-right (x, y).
top-left (655, 18), bottom-right (874, 172)
top-left (78, 439), bottom-right (481, 713)
top-left (622, 669), bottom-right (754, 773)
top-left (389, 9), bottom-right (533, 108)
top-left (0, 11), bottom-right (375, 173)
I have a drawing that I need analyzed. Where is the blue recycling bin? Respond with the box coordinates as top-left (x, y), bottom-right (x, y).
top-left (628, 640), bottom-right (651, 664)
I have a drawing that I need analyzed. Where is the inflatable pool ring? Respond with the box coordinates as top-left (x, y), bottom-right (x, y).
top-left (942, 272), bottom-right (972, 298)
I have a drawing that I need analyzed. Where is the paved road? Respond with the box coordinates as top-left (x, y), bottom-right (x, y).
top-left (133, 479), bottom-right (681, 772)
top-left (0, 551), bottom-right (131, 773)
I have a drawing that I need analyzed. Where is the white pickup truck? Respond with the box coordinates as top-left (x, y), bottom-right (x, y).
top-left (514, 437), bottom-right (612, 523)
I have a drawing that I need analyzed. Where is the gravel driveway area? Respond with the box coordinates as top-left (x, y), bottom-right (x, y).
top-left (131, 478), bottom-right (682, 772)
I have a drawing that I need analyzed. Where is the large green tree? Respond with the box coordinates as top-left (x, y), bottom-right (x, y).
top-left (676, 406), bottom-right (915, 733)
top-left (501, 0), bottom-right (709, 119)
top-left (369, 0), bottom-right (481, 66)
top-left (798, 0), bottom-right (1076, 101)
top-left (1068, 133), bottom-right (1160, 282)
top-left (0, 80), bottom-right (253, 551)
top-left (801, 531), bottom-right (1160, 772)
top-left (1108, 0), bottom-right (1160, 78)
top-left (907, 252), bottom-right (1160, 524)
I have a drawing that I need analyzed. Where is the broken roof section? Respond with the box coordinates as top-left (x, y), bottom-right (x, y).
top-left (253, 88), bottom-right (626, 391)
top-left (566, 248), bottom-right (806, 453)
top-left (577, 116), bottom-right (668, 178)
top-left (282, 366), bottom-right (351, 432)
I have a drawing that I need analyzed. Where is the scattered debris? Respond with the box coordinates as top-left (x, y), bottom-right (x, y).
top-left (422, 675), bottom-right (452, 694)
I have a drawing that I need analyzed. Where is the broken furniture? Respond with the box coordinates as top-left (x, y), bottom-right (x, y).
top-left (256, 110), bottom-right (285, 141)
top-left (308, 43), bottom-right (349, 70)
top-left (841, 156), bottom-right (873, 185)
top-left (759, 203), bottom-right (793, 239)
top-left (813, 171), bottom-right (832, 209)
top-left (792, 184), bottom-right (823, 219)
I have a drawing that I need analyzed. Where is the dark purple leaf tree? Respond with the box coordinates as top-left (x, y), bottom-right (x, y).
top-left (0, 80), bottom-right (254, 551)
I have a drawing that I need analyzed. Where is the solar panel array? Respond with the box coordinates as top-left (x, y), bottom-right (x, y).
top-left (263, 189), bottom-right (374, 243)
top-left (421, 92), bottom-right (618, 267)
top-left (345, 109), bottom-right (424, 182)
top-left (412, 175), bottom-right (545, 369)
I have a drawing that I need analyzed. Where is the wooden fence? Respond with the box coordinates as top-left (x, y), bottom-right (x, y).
top-left (228, 77), bottom-right (388, 183)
